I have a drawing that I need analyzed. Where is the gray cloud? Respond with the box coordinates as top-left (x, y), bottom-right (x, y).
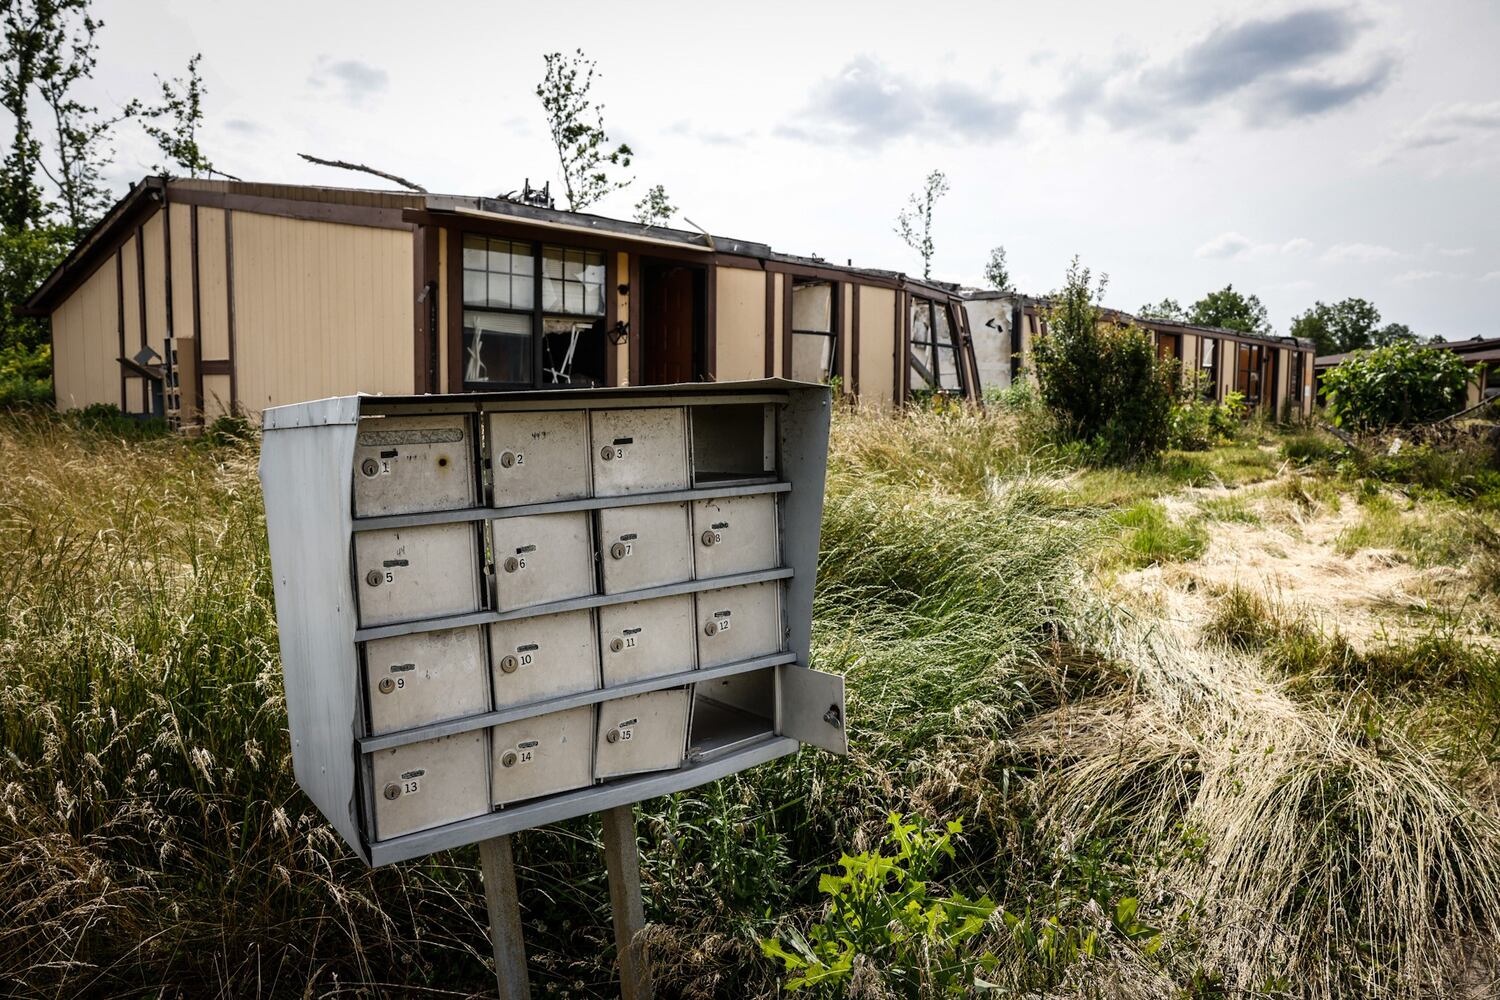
top-left (224, 118), bottom-right (263, 136)
top-left (1383, 100), bottom-right (1500, 158)
top-left (666, 120), bottom-right (750, 147)
top-left (309, 57), bottom-right (389, 106)
top-left (781, 56), bottom-right (1024, 148)
top-left (1057, 6), bottom-right (1393, 140)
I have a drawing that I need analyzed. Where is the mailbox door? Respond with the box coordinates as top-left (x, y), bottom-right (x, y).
top-left (597, 502), bottom-right (692, 594)
top-left (354, 523), bottom-right (482, 627)
top-left (778, 665), bottom-right (849, 755)
top-left (597, 594), bottom-right (696, 685)
top-left (491, 705), bottom-right (595, 805)
top-left (594, 689), bottom-right (690, 779)
top-left (370, 731), bottom-right (490, 840)
top-left (695, 581), bottom-right (783, 669)
top-left (590, 408), bottom-right (689, 495)
top-left (488, 609), bottom-right (600, 708)
top-left (491, 512), bottom-right (596, 612)
top-left (691, 494), bottom-right (780, 579)
top-left (363, 626), bottom-right (488, 736)
top-left (353, 414), bottom-right (476, 517)
top-left (488, 410), bottom-right (591, 506)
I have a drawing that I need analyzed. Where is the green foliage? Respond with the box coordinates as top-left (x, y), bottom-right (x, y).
top-left (631, 182), bottom-right (675, 226)
top-left (1281, 430), bottom-right (1341, 465)
top-left (1137, 297), bottom-right (1187, 322)
top-left (536, 49), bottom-right (633, 212)
top-left (1171, 387), bottom-right (1244, 450)
top-left (982, 245), bottom-right (1011, 292)
top-left (760, 814), bottom-right (1000, 996)
top-left (1032, 258), bottom-right (1178, 463)
top-left (1111, 500), bottom-right (1208, 567)
top-left (0, 221), bottom-right (72, 401)
top-left (1290, 298), bottom-right (1384, 356)
top-left (139, 53), bottom-right (215, 178)
top-left (894, 169), bottom-right (948, 280)
top-left (1320, 341), bottom-right (1471, 431)
top-left (1188, 285), bottom-right (1271, 336)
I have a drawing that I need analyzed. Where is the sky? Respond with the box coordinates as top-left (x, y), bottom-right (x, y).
top-left (62, 0), bottom-right (1500, 338)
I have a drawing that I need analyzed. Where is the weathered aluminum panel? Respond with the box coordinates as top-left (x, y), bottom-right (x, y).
top-left (488, 608), bottom-right (600, 708)
top-left (490, 705), bottom-right (595, 806)
top-left (490, 512), bottom-right (595, 612)
top-left (597, 501), bottom-right (693, 594)
top-left (353, 522), bottom-right (482, 627)
top-left (363, 626), bottom-right (488, 735)
top-left (352, 413), bottom-right (476, 517)
top-left (695, 581), bottom-right (783, 669)
top-left (778, 664), bottom-right (847, 755)
top-left (488, 410), bottom-right (591, 506)
top-left (691, 493), bottom-right (779, 579)
top-left (597, 594), bottom-right (696, 686)
top-left (590, 407), bottom-right (689, 495)
top-left (594, 689), bottom-right (690, 779)
top-left (370, 730), bottom-right (490, 840)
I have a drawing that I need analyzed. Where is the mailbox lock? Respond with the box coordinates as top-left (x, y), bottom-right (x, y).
top-left (703, 621), bottom-right (718, 637)
top-left (609, 637), bottom-right (625, 653)
top-left (383, 783), bottom-right (401, 800)
top-left (700, 530), bottom-right (718, 547)
top-left (499, 654), bottom-right (520, 674)
top-left (600, 445), bottom-right (616, 461)
top-left (365, 570), bottom-right (383, 587)
top-left (609, 541), bottom-right (628, 560)
top-left (503, 556), bottom-right (520, 573)
top-left (498, 450), bottom-right (516, 469)
top-left (360, 458), bottom-right (380, 477)
top-left (823, 704), bottom-right (844, 729)
top-left (378, 677), bottom-right (396, 694)
top-left (605, 728), bottom-right (620, 744)
top-left (501, 750), bottom-right (519, 768)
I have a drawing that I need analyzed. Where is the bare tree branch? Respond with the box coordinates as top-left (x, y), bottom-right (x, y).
top-left (297, 153), bottom-right (427, 193)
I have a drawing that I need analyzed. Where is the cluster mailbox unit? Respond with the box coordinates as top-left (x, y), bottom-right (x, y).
top-left (260, 379), bottom-right (846, 866)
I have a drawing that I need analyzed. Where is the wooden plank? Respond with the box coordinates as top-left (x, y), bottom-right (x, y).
top-left (478, 835), bottom-right (531, 1000)
top-left (601, 805), bottom-right (654, 1000)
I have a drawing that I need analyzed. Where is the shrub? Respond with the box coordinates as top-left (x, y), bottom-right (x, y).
top-left (1320, 341), bottom-right (1471, 431)
top-left (1033, 259), bottom-right (1178, 463)
top-left (1171, 390), bottom-right (1245, 450)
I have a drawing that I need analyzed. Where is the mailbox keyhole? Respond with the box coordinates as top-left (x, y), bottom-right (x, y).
top-left (823, 704), bottom-right (843, 729)
top-left (437, 456), bottom-right (449, 468)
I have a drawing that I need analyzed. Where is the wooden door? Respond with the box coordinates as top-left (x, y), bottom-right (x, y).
top-left (643, 263), bottom-right (698, 385)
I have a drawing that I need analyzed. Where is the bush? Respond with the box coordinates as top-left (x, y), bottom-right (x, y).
top-left (1171, 390), bottom-right (1245, 450)
top-left (1320, 342), bottom-right (1471, 432)
top-left (1033, 259), bottom-right (1178, 464)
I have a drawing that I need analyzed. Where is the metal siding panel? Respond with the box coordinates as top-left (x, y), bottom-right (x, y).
top-left (857, 286), bottom-right (895, 407)
top-left (714, 266), bottom-right (766, 381)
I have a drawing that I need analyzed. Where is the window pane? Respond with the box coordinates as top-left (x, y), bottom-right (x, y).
top-left (793, 281), bottom-right (832, 334)
top-left (463, 270), bottom-right (487, 306)
top-left (541, 316), bottom-right (605, 387)
top-left (563, 248), bottom-right (584, 281)
top-left (511, 276), bottom-right (534, 310)
top-left (583, 284), bottom-right (602, 316)
top-left (463, 235), bottom-right (487, 269)
top-left (542, 247), bottom-right (564, 278)
top-left (938, 347), bottom-right (962, 390)
top-left (463, 310), bottom-right (531, 385)
top-left (582, 254), bottom-right (604, 286)
top-left (792, 332), bottom-right (834, 383)
top-left (564, 282), bottom-right (583, 314)
top-left (933, 304), bottom-right (953, 344)
top-left (488, 273), bottom-right (511, 309)
top-left (541, 278), bottom-right (563, 312)
top-left (910, 299), bottom-right (933, 345)
top-left (512, 249), bottom-right (534, 276)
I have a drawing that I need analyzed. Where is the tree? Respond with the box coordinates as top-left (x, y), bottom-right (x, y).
top-left (1320, 341), bottom-right (1471, 431)
top-left (536, 49), bottom-right (633, 212)
top-left (140, 53), bottom-right (215, 178)
top-left (1290, 298), bottom-right (1382, 356)
top-left (1138, 298), bottom-right (1187, 322)
top-left (632, 183), bottom-right (675, 227)
top-left (1189, 285), bottom-right (1271, 336)
top-left (982, 245), bottom-right (1011, 292)
top-left (894, 169), bottom-right (947, 280)
top-left (1372, 321), bottom-right (1417, 346)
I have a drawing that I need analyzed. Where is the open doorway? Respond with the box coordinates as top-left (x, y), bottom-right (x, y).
top-left (640, 258), bottom-right (706, 385)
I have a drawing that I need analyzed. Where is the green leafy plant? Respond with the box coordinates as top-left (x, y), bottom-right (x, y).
top-left (760, 814), bottom-right (1000, 996)
top-left (536, 49), bottom-right (633, 211)
top-left (1320, 341), bottom-right (1471, 431)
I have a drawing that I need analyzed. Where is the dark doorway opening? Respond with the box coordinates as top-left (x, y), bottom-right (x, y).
top-left (640, 258), bottom-right (706, 385)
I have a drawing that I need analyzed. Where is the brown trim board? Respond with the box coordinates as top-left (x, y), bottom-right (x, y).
top-left (763, 269), bottom-right (775, 378)
top-left (171, 187), bottom-right (412, 231)
top-left (224, 209), bottom-right (239, 411)
top-left (115, 250), bottom-right (125, 408)
top-left (781, 273), bottom-right (794, 380)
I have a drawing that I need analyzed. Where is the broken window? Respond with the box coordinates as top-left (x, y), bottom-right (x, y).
top-left (909, 297), bottom-right (964, 393)
top-left (1200, 337), bottom-right (1218, 399)
top-left (790, 279), bottom-right (836, 383)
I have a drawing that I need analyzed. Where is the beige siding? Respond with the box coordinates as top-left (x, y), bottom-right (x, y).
top-left (857, 285), bottom-right (896, 408)
top-left (196, 207), bottom-right (230, 359)
top-left (141, 212), bottom-right (167, 357)
top-left (713, 265), bottom-right (766, 381)
top-left (231, 213), bottom-right (414, 413)
top-left (840, 283), bottom-right (853, 395)
top-left (1276, 349), bottom-right (1291, 414)
top-left (169, 204), bottom-right (194, 340)
top-left (121, 237), bottom-right (143, 412)
top-left (1181, 334), bottom-right (1198, 386)
top-left (202, 374), bottom-right (233, 420)
top-left (51, 258), bottom-right (119, 410)
top-left (771, 273), bottom-right (785, 378)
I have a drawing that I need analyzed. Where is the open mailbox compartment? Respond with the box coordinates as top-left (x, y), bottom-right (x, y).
top-left (260, 380), bottom-right (843, 867)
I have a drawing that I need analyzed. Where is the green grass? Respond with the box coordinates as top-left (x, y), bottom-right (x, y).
top-left (1109, 500), bottom-right (1208, 568)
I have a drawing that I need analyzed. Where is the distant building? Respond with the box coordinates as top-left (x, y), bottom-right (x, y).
top-left (1315, 336), bottom-right (1499, 409)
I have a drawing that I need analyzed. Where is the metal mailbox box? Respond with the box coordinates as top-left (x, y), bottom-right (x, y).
top-left (598, 594), bottom-right (696, 685)
top-left (597, 502), bottom-right (693, 594)
top-left (488, 609), bottom-right (600, 708)
top-left (353, 413), bottom-right (476, 517)
top-left (491, 706), bottom-right (595, 806)
top-left (595, 689), bottom-right (691, 780)
top-left (488, 410), bottom-right (591, 506)
top-left (363, 626), bottom-right (489, 735)
top-left (261, 382), bottom-right (845, 868)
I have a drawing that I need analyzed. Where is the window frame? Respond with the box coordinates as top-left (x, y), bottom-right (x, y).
top-left (789, 278), bottom-right (841, 384)
top-left (908, 296), bottom-right (967, 395)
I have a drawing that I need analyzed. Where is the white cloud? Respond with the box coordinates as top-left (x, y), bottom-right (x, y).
top-left (1437, 247), bottom-right (1475, 257)
top-left (1382, 100), bottom-right (1500, 160)
top-left (1197, 231), bottom-right (1314, 260)
top-left (1321, 241), bottom-right (1401, 262)
top-left (1481, 271), bottom-right (1500, 283)
top-left (1281, 237), bottom-right (1314, 256)
top-left (1393, 269), bottom-right (1448, 283)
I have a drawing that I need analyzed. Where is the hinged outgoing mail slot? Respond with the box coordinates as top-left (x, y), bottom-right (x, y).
top-left (598, 594), bottom-right (696, 686)
top-left (363, 626), bottom-right (488, 735)
top-left (488, 609), bottom-right (600, 708)
top-left (590, 407), bottom-right (689, 496)
top-left (594, 689), bottom-right (690, 780)
top-left (491, 705), bottom-right (595, 806)
top-left (597, 502), bottom-right (692, 594)
top-left (353, 414), bottom-right (476, 517)
top-left (353, 523), bottom-right (482, 628)
top-left (692, 493), bottom-right (780, 579)
top-left (491, 512), bottom-right (595, 612)
top-left (695, 581), bottom-right (783, 669)
top-left (370, 730), bottom-right (489, 840)
top-left (488, 410), bottom-right (591, 507)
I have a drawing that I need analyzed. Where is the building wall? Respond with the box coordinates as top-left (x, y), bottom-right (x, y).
top-left (141, 212), bottom-right (168, 360)
top-left (51, 258), bottom-right (118, 410)
top-left (857, 285), bottom-right (896, 407)
top-left (962, 298), bottom-right (1010, 391)
top-left (232, 213), bottom-right (414, 412)
top-left (840, 283), bottom-right (853, 398)
top-left (613, 250), bottom-right (629, 385)
top-left (1276, 349), bottom-right (1291, 415)
top-left (771, 272), bottom-right (786, 378)
top-left (121, 234), bottom-right (143, 412)
top-left (713, 265), bottom-right (766, 381)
